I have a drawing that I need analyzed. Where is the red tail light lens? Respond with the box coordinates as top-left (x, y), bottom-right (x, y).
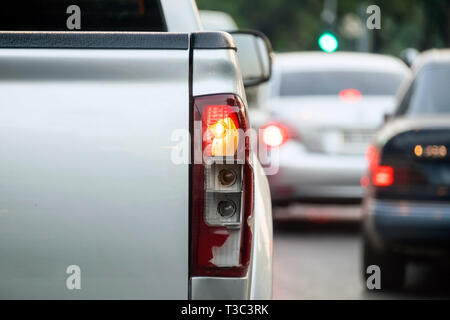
top-left (366, 145), bottom-right (379, 171)
top-left (339, 89), bottom-right (362, 102)
top-left (366, 145), bottom-right (394, 187)
top-left (261, 122), bottom-right (295, 148)
top-left (373, 166), bottom-right (394, 187)
top-left (202, 104), bottom-right (241, 157)
top-left (191, 94), bottom-right (253, 277)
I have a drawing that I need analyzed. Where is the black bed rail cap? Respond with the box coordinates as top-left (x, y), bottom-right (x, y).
top-left (191, 32), bottom-right (236, 50)
top-left (0, 31), bottom-right (189, 49)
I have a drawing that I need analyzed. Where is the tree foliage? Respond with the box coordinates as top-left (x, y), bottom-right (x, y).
top-left (196, 0), bottom-right (450, 56)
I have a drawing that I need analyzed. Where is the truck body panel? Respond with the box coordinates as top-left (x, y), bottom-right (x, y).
top-left (0, 0), bottom-right (274, 297)
top-left (0, 45), bottom-right (190, 299)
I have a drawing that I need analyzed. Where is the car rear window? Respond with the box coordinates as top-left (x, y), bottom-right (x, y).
top-left (399, 64), bottom-right (450, 115)
top-left (279, 71), bottom-right (404, 97)
top-left (0, 0), bottom-right (166, 31)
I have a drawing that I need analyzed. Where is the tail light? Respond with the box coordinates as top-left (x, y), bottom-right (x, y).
top-left (261, 121), bottom-right (298, 148)
top-left (191, 94), bottom-right (253, 277)
top-left (372, 166), bottom-right (394, 187)
top-left (366, 144), bottom-right (431, 190)
top-left (339, 88), bottom-right (362, 103)
top-left (366, 145), bottom-right (379, 171)
top-left (366, 145), bottom-right (394, 187)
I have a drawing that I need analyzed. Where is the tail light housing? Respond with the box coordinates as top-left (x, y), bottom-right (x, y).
top-left (191, 94), bottom-right (254, 277)
top-left (366, 144), bottom-right (427, 188)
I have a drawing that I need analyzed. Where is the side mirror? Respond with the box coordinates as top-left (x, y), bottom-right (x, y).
top-left (230, 30), bottom-right (273, 87)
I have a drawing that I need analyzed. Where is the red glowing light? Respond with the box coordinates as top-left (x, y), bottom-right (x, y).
top-left (261, 122), bottom-right (290, 148)
top-left (372, 166), bottom-right (394, 187)
top-left (339, 89), bottom-right (362, 102)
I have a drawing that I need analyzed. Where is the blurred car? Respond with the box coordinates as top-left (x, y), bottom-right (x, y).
top-left (362, 49), bottom-right (450, 290)
top-left (199, 10), bottom-right (238, 31)
top-left (260, 52), bottom-right (410, 203)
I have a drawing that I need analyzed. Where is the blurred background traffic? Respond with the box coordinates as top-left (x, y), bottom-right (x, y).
top-left (198, 0), bottom-right (450, 299)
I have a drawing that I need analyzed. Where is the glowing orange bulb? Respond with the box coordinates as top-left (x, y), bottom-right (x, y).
top-left (414, 145), bottom-right (423, 157)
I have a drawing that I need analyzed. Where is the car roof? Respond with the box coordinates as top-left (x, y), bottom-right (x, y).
top-left (412, 49), bottom-right (450, 72)
top-left (274, 51), bottom-right (410, 74)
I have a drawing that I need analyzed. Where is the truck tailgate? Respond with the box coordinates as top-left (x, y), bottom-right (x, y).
top-left (0, 33), bottom-right (190, 298)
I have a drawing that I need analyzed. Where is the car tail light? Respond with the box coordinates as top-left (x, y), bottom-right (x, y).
top-left (191, 94), bottom-right (253, 277)
top-left (366, 145), bottom-right (379, 171)
top-left (366, 144), bottom-right (431, 190)
top-left (339, 89), bottom-right (362, 103)
top-left (372, 166), bottom-right (394, 187)
top-left (366, 145), bottom-right (394, 187)
top-left (261, 122), bottom-right (297, 148)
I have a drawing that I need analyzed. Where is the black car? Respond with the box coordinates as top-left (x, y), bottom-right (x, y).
top-left (362, 50), bottom-right (450, 290)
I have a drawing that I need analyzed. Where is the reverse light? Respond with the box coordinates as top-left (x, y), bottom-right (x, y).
top-left (218, 168), bottom-right (237, 186)
top-left (191, 94), bottom-right (253, 277)
top-left (261, 122), bottom-right (291, 148)
top-left (217, 200), bottom-right (237, 218)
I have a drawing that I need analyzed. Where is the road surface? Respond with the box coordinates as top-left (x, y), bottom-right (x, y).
top-left (272, 204), bottom-right (450, 300)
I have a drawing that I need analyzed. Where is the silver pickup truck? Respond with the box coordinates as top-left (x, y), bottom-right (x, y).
top-left (0, 0), bottom-right (273, 299)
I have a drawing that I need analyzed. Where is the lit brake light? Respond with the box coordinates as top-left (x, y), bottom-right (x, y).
top-left (261, 122), bottom-right (292, 148)
top-left (366, 145), bottom-right (394, 187)
top-left (203, 105), bottom-right (240, 157)
top-left (366, 145), bottom-right (379, 171)
top-left (372, 166), bottom-right (394, 187)
top-left (339, 89), bottom-right (362, 102)
top-left (191, 94), bottom-right (253, 277)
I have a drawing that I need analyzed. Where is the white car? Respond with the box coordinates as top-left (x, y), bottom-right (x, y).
top-left (0, 0), bottom-right (273, 299)
top-left (199, 10), bottom-right (238, 31)
top-left (260, 52), bottom-right (411, 202)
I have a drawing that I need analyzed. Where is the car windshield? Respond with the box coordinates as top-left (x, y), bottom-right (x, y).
top-left (403, 64), bottom-right (450, 115)
top-left (278, 71), bottom-right (404, 97)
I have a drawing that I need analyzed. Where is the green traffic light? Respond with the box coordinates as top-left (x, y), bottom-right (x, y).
top-left (318, 32), bottom-right (338, 53)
